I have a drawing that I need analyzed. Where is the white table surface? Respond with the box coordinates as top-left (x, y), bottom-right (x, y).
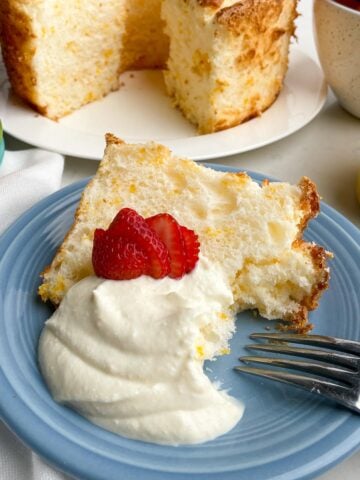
top-left (3, 1), bottom-right (360, 479)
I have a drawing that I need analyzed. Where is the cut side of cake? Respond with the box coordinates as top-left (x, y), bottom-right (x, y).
top-left (39, 133), bottom-right (330, 333)
top-left (0, 0), bottom-right (166, 119)
top-left (0, 0), bottom-right (297, 132)
top-left (162, 0), bottom-right (297, 132)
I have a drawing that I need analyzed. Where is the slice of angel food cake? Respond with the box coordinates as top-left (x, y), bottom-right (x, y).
top-left (38, 134), bottom-right (331, 445)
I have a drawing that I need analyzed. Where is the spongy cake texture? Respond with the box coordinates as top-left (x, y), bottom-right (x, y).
top-left (162, 0), bottom-right (297, 132)
top-left (39, 134), bottom-right (330, 333)
top-left (0, 0), bottom-right (297, 132)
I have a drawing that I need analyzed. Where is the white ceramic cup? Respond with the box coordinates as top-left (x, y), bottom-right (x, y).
top-left (313, 0), bottom-right (360, 118)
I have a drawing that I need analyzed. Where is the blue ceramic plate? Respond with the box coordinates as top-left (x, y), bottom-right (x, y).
top-left (0, 165), bottom-right (359, 480)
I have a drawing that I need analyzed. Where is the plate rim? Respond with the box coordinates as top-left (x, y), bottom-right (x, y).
top-left (0, 48), bottom-right (327, 161)
top-left (0, 165), bottom-right (360, 480)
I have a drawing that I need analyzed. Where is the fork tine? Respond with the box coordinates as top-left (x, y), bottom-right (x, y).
top-left (240, 355), bottom-right (356, 384)
top-left (245, 343), bottom-right (359, 369)
top-left (250, 333), bottom-right (360, 355)
top-left (234, 365), bottom-right (351, 408)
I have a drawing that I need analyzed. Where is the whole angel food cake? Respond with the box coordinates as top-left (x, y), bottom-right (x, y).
top-left (38, 134), bottom-right (330, 445)
top-left (0, 0), bottom-right (297, 132)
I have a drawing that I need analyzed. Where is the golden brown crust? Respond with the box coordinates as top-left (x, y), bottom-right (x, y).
top-left (105, 133), bottom-right (125, 146)
top-left (0, 1), bottom-right (42, 112)
top-left (305, 243), bottom-right (331, 309)
top-left (298, 176), bottom-right (320, 232)
top-left (280, 240), bottom-right (331, 333)
top-left (207, 88), bottom-right (281, 133)
top-left (210, 110), bottom-right (260, 133)
top-left (216, 0), bottom-right (284, 34)
top-left (278, 177), bottom-right (329, 332)
top-left (280, 305), bottom-right (312, 334)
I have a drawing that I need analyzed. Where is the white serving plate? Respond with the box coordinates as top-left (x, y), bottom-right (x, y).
top-left (0, 48), bottom-right (326, 161)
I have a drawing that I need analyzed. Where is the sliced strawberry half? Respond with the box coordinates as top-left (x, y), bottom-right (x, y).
top-left (108, 208), bottom-right (170, 279)
top-left (146, 213), bottom-right (187, 279)
top-left (92, 207), bottom-right (200, 281)
top-left (92, 228), bottom-right (149, 280)
top-left (180, 226), bottom-right (200, 273)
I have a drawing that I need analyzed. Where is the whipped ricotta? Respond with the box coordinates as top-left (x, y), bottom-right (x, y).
top-left (38, 258), bottom-right (244, 445)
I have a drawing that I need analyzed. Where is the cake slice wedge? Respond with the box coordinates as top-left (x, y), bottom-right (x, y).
top-left (39, 134), bottom-right (330, 333)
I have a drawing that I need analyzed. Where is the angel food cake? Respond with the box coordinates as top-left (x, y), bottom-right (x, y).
top-left (0, 0), bottom-right (297, 132)
top-left (38, 135), bottom-right (330, 445)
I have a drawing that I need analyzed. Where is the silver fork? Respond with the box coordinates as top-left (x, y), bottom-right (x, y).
top-left (235, 333), bottom-right (360, 413)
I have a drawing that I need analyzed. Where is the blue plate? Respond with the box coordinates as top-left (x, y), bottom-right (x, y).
top-left (0, 165), bottom-right (360, 480)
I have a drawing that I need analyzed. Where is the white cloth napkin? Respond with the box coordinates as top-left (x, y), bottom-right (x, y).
top-left (0, 149), bottom-right (64, 233)
top-left (0, 148), bottom-right (71, 479)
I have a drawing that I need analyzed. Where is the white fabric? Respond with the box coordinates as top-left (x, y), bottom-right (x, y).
top-left (0, 149), bottom-right (71, 479)
top-left (0, 150), bottom-right (64, 233)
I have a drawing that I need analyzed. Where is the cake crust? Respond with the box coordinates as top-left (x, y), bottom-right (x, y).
top-left (0, 1), bottom-right (43, 115)
top-left (216, 1), bottom-right (283, 32)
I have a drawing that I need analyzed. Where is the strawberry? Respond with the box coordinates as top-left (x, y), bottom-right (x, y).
top-left (92, 228), bottom-right (149, 280)
top-left (92, 207), bottom-right (200, 281)
top-left (146, 213), bottom-right (187, 279)
top-left (180, 226), bottom-right (200, 273)
top-left (108, 208), bottom-right (170, 279)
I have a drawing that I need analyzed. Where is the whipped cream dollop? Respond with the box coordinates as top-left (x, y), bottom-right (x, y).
top-left (38, 258), bottom-right (244, 445)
